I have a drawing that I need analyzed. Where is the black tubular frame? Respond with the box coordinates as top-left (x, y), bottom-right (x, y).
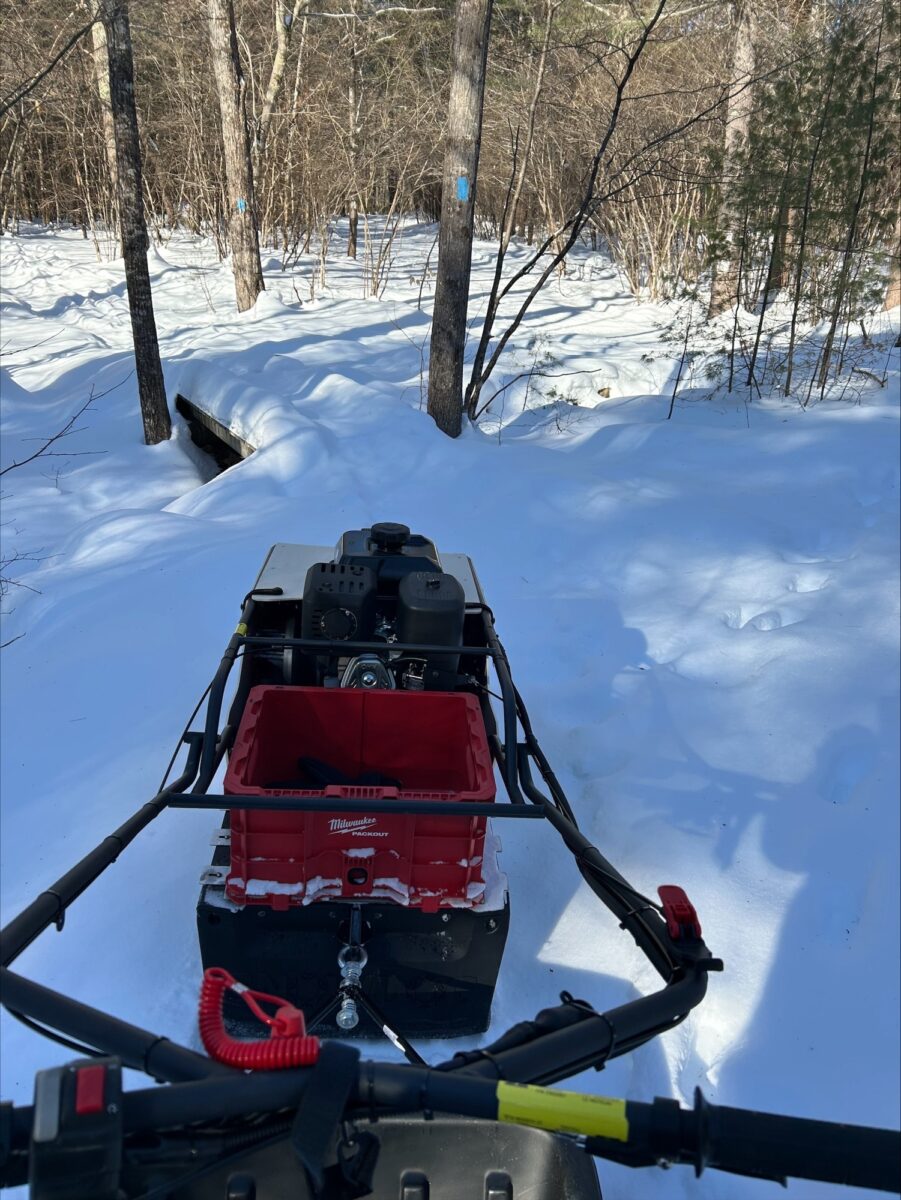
top-left (0, 582), bottom-right (720, 1091)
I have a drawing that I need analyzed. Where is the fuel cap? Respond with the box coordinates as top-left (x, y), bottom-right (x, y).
top-left (370, 522), bottom-right (410, 551)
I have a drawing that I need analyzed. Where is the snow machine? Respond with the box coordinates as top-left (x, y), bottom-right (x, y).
top-left (2, 523), bottom-right (899, 1199)
top-left (188, 522), bottom-right (712, 1051)
top-left (196, 524), bottom-right (511, 1043)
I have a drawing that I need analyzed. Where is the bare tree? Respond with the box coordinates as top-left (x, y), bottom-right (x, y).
top-left (207, 0), bottom-right (265, 311)
top-left (708, 0), bottom-right (757, 317)
top-left (886, 215), bottom-right (901, 310)
top-left (463, 1), bottom-right (668, 423)
top-left (253, 0), bottom-right (309, 170)
top-left (99, 0), bottom-right (171, 445)
top-left (427, 0), bottom-right (494, 438)
top-left (345, 3), bottom-right (362, 259)
top-left (0, 15), bottom-right (96, 119)
top-left (814, 3), bottom-right (886, 397)
top-left (87, 0), bottom-right (118, 229)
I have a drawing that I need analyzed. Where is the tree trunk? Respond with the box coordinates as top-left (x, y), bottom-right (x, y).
top-left (747, 134), bottom-right (796, 389)
top-left (0, 115), bottom-right (24, 231)
top-left (346, 15), bottom-right (360, 259)
top-left (815, 7), bottom-right (885, 397)
top-left (207, 0), bottom-right (264, 311)
top-left (708, 0), bottom-right (756, 317)
top-left (885, 215), bottom-right (901, 310)
top-left (99, 0), bottom-right (171, 446)
top-left (254, 0), bottom-right (306, 169)
top-left (348, 200), bottom-right (359, 259)
top-left (88, 1), bottom-right (119, 228)
top-left (784, 54), bottom-right (837, 396)
top-left (427, 0), bottom-right (493, 438)
top-left (499, 0), bottom-right (555, 256)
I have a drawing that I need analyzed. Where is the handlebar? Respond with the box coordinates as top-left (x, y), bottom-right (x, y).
top-left (1, 1048), bottom-right (898, 1195)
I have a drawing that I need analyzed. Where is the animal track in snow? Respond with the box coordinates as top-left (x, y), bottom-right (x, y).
top-left (722, 568), bottom-right (831, 632)
top-left (786, 571), bottom-right (831, 594)
top-left (722, 605), bottom-right (805, 632)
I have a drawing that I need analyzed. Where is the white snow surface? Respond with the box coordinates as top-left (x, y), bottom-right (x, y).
top-left (243, 879), bottom-right (305, 898)
top-left (1, 222), bottom-right (899, 1199)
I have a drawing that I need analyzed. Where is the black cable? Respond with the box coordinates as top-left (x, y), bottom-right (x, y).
top-left (155, 681), bottom-right (214, 793)
top-left (576, 859), bottom-right (676, 978)
top-left (511, 684), bottom-right (578, 824)
top-left (470, 678), bottom-right (505, 703)
top-left (8, 1009), bottom-right (103, 1059)
top-left (131, 1119), bottom-right (293, 1200)
top-left (576, 854), bottom-right (661, 911)
top-left (156, 650), bottom-right (246, 792)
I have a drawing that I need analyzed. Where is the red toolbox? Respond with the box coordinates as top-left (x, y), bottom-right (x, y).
top-left (223, 686), bottom-right (496, 911)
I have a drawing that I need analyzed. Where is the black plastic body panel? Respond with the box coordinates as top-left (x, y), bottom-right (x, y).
top-left (300, 562), bottom-right (379, 642)
top-left (197, 864), bottom-right (510, 1039)
top-left (336, 527), bottom-right (441, 589)
top-left (129, 1114), bottom-right (603, 1199)
top-left (397, 571), bottom-right (465, 688)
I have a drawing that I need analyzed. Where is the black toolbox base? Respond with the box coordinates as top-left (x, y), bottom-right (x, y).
top-left (197, 886), bottom-right (510, 1039)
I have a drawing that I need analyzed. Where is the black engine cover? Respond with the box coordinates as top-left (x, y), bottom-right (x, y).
top-left (300, 562), bottom-right (378, 642)
top-left (335, 523), bottom-right (441, 591)
top-left (397, 571), bottom-right (465, 688)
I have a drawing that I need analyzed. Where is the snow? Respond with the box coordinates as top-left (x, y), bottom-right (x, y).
top-left (1, 221), bottom-right (899, 1199)
top-left (370, 877), bottom-right (410, 903)
top-left (243, 879), bottom-right (305, 898)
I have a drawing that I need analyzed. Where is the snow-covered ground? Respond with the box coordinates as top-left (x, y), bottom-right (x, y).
top-left (1, 222), bottom-right (899, 1199)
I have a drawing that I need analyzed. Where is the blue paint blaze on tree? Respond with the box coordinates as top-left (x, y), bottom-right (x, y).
top-left (236, 197), bottom-right (247, 213)
top-left (456, 176), bottom-right (470, 203)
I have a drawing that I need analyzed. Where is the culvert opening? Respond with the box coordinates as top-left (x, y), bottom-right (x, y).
top-left (175, 394), bottom-right (256, 473)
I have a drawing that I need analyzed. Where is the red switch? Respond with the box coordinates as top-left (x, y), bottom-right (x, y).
top-left (658, 885), bottom-right (702, 941)
top-left (74, 1065), bottom-right (106, 1116)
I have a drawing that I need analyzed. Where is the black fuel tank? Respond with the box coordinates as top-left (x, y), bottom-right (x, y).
top-left (336, 523), bottom-right (441, 591)
top-left (397, 570), bottom-right (465, 689)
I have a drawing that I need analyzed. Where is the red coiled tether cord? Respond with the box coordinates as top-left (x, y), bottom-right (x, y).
top-left (199, 967), bottom-right (320, 1069)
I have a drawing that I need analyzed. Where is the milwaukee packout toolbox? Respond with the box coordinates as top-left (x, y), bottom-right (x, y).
top-left (223, 685), bottom-right (496, 911)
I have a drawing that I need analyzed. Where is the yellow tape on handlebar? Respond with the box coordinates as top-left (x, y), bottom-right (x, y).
top-left (235, 622), bottom-right (248, 636)
top-left (496, 1082), bottom-right (629, 1141)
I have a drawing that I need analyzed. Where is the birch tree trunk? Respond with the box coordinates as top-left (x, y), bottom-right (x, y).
top-left (207, 0), bottom-right (264, 312)
top-left (885, 216), bottom-right (900, 310)
top-left (99, 0), bottom-right (171, 445)
top-left (254, 0), bottom-right (307, 170)
top-left (427, 0), bottom-right (493, 438)
top-left (87, 5), bottom-right (118, 218)
top-left (346, 7), bottom-right (361, 259)
top-left (708, 0), bottom-right (756, 318)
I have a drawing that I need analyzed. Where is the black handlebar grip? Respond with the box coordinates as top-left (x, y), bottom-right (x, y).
top-left (699, 1094), bottom-right (901, 1193)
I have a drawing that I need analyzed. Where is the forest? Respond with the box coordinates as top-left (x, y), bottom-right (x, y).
top-left (0, 0), bottom-right (898, 433)
top-left (1, 7), bottom-right (900, 1195)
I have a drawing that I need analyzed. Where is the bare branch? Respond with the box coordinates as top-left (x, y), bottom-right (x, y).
top-left (0, 18), bottom-right (97, 119)
top-left (0, 390), bottom-right (99, 477)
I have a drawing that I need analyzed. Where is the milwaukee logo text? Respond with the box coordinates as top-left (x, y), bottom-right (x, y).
top-left (328, 817), bottom-right (389, 837)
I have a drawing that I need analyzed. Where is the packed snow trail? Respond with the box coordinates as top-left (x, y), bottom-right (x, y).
top-left (1, 224), bottom-right (899, 1199)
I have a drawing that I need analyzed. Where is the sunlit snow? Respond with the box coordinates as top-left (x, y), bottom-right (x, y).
top-left (1, 221), bottom-right (898, 1200)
